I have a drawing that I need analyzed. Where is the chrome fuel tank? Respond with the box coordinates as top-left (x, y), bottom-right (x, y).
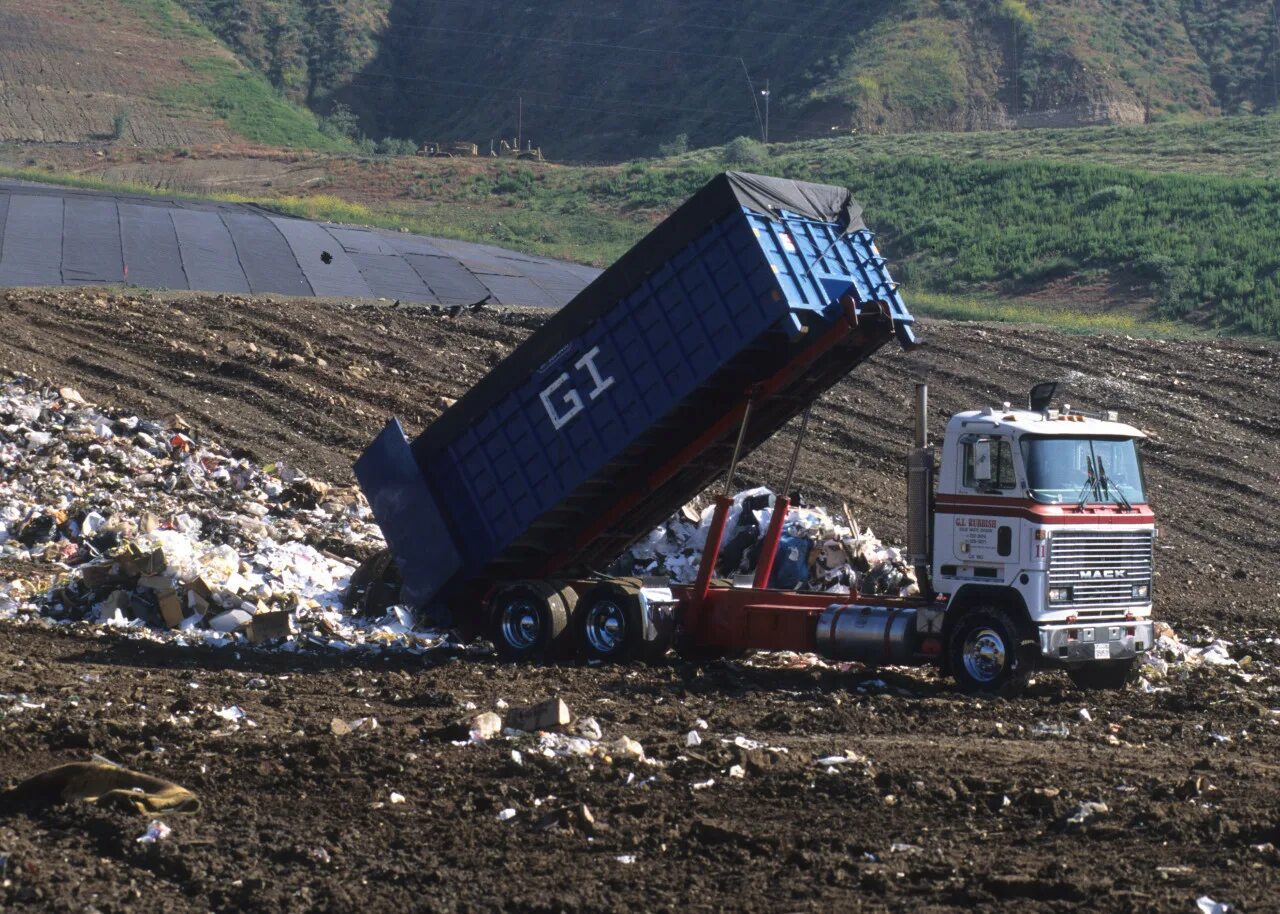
top-left (816, 604), bottom-right (917, 665)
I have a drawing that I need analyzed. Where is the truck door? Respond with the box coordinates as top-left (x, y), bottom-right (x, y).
top-left (952, 435), bottom-right (1021, 564)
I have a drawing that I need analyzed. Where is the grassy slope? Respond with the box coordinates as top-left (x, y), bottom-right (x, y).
top-left (131, 0), bottom-right (352, 150)
top-left (5, 0), bottom-right (349, 151)
top-left (5, 115), bottom-right (1279, 338)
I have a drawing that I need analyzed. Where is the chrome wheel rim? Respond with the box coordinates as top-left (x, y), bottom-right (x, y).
top-left (585, 600), bottom-right (626, 654)
top-left (962, 627), bottom-right (1007, 684)
top-left (499, 597), bottom-right (541, 650)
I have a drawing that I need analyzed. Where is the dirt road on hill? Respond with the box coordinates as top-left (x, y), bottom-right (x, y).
top-left (2, 287), bottom-right (1280, 912)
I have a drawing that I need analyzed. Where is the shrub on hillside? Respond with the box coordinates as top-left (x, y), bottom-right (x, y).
top-left (722, 136), bottom-right (767, 166)
top-left (375, 136), bottom-right (418, 156)
top-left (658, 133), bottom-right (689, 157)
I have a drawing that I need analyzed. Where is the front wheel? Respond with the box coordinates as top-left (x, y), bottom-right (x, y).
top-left (1068, 659), bottom-right (1134, 691)
top-left (948, 607), bottom-right (1035, 696)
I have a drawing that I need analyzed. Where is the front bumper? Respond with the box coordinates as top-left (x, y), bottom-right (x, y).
top-left (1038, 620), bottom-right (1154, 664)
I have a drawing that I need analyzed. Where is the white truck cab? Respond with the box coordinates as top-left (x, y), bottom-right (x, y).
top-left (908, 387), bottom-right (1156, 691)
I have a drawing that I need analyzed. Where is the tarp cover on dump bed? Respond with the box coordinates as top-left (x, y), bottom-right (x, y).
top-left (416, 172), bottom-right (867, 455)
top-left (357, 171), bottom-right (914, 612)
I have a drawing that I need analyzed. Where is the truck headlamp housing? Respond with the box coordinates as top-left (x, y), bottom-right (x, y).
top-left (1132, 583), bottom-right (1150, 600)
top-left (1048, 587), bottom-right (1072, 603)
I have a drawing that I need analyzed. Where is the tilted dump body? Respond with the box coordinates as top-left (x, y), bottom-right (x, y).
top-left (356, 172), bottom-right (916, 611)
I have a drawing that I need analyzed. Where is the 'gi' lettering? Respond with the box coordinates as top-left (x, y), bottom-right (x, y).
top-left (539, 346), bottom-right (615, 431)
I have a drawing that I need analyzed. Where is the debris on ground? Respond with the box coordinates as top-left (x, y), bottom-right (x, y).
top-left (615, 487), bottom-right (919, 597)
top-left (1065, 801), bottom-right (1108, 826)
top-left (0, 761), bottom-right (199, 815)
top-left (0, 375), bottom-right (445, 654)
top-left (504, 697), bottom-right (572, 733)
top-left (136, 821), bottom-right (172, 844)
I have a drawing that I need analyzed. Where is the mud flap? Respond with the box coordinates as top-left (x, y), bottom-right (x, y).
top-left (354, 418), bottom-right (462, 619)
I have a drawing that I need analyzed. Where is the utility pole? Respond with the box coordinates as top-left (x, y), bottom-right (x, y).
top-left (761, 80), bottom-right (770, 144)
top-left (517, 95), bottom-right (523, 151)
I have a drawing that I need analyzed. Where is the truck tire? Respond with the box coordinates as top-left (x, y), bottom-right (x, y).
top-left (488, 581), bottom-right (575, 661)
top-left (574, 583), bottom-right (661, 663)
top-left (1068, 659), bottom-right (1135, 691)
top-left (948, 607), bottom-right (1035, 696)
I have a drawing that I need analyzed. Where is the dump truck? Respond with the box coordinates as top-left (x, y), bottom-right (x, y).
top-left (355, 171), bottom-right (1156, 693)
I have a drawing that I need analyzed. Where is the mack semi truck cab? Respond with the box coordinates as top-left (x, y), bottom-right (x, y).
top-left (894, 383), bottom-right (1155, 692)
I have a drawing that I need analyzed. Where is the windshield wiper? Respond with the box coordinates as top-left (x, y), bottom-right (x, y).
top-left (1076, 455), bottom-right (1098, 510)
top-left (1096, 457), bottom-right (1132, 512)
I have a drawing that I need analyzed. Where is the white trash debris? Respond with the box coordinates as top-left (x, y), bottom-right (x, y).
top-left (1066, 801), bottom-right (1109, 825)
top-left (1196, 897), bottom-right (1231, 914)
top-left (727, 764), bottom-right (746, 779)
top-left (685, 730), bottom-right (703, 747)
top-left (137, 820), bottom-right (172, 844)
top-left (214, 705), bottom-right (246, 723)
top-left (575, 717), bottom-right (603, 740)
top-left (389, 792), bottom-right (406, 805)
top-left (537, 732), bottom-right (596, 758)
top-left (497, 808), bottom-right (517, 821)
top-left (0, 375), bottom-right (446, 655)
top-left (615, 487), bottom-right (918, 597)
top-left (468, 712), bottom-right (504, 743)
top-left (611, 736), bottom-right (645, 761)
top-left (1077, 708), bottom-right (1093, 723)
top-left (616, 855), bottom-right (637, 865)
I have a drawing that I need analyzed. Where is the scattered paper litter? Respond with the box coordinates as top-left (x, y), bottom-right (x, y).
top-left (0, 375), bottom-right (449, 656)
top-left (137, 821), bottom-right (172, 844)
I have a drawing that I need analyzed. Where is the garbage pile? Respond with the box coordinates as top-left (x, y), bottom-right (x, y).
top-left (1139, 621), bottom-right (1248, 682)
top-left (616, 487), bottom-right (919, 597)
top-left (0, 375), bottom-right (443, 653)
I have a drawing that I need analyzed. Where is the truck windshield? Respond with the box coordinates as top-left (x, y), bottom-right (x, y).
top-left (1020, 436), bottom-right (1147, 505)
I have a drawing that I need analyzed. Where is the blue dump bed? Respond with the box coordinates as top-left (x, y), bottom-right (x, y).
top-left (356, 172), bottom-right (916, 611)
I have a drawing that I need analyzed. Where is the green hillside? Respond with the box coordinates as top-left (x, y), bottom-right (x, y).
top-left (174, 0), bottom-right (1280, 161)
top-left (391, 140), bottom-right (1280, 336)
top-left (17, 114), bottom-right (1277, 336)
top-left (0, 0), bottom-right (350, 150)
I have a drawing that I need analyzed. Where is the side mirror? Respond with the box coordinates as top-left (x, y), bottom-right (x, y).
top-left (973, 439), bottom-right (992, 482)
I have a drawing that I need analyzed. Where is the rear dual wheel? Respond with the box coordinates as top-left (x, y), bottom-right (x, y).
top-left (488, 581), bottom-right (576, 661)
top-left (575, 582), bottom-right (669, 663)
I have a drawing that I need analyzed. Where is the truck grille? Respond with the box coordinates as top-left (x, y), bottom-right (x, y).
top-left (1049, 530), bottom-right (1153, 610)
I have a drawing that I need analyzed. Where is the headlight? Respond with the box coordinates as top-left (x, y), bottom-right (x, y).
top-left (1132, 583), bottom-right (1150, 600)
top-left (1048, 587), bottom-right (1072, 603)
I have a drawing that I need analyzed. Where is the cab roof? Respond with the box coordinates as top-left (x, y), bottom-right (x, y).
top-left (946, 407), bottom-right (1147, 440)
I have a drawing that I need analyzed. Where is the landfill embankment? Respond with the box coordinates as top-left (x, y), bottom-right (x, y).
top-left (2, 287), bottom-right (1280, 911)
top-left (2, 286), bottom-right (1276, 632)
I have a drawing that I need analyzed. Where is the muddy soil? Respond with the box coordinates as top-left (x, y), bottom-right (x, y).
top-left (2, 287), bottom-right (1280, 911)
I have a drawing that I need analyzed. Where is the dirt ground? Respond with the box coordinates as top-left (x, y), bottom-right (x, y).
top-left (3, 287), bottom-right (1280, 911)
